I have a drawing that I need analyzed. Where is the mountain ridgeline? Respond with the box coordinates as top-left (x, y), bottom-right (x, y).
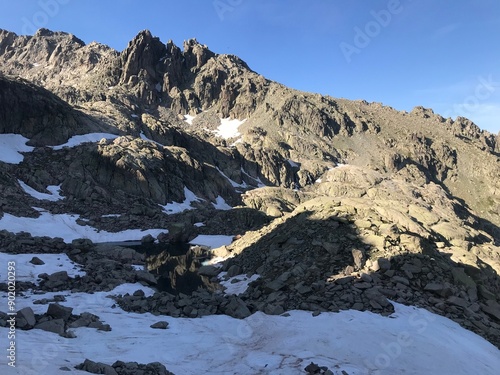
top-left (1, 28), bottom-right (500, 349)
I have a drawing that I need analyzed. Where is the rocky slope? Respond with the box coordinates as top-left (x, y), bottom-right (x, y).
top-left (0, 27), bottom-right (499, 356)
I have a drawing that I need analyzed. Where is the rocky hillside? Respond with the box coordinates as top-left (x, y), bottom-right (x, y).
top-left (0, 27), bottom-right (500, 356)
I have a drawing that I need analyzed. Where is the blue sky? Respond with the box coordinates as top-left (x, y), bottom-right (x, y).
top-left (1, 0), bottom-right (499, 133)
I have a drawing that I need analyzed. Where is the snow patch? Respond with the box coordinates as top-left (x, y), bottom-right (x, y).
top-left (193, 222), bottom-right (205, 227)
top-left (0, 253), bottom-right (85, 284)
top-left (1, 293), bottom-right (499, 375)
top-left (101, 214), bottom-right (122, 218)
top-left (241, 168), bottom-right (266, 188)
top-left (184, 114), bottom-right (196, 125)
top-left (214, 118), bottom-right (246, 139)
top-left (212, 196), bottom-right (232, 210)
top-left (51, 133), bottom-right (119, 150)
top-left (189, 234), bottom-right (234, 249)
top-left (0, 134), bottom-right (34, 164)
top-left (160, 187), bottom-right (203, 214)
top-left (18, 180), bottom-right (63, 202)
top-left (287, 159), bottom-right (299, 168)
top-left (0, 209), bottom-right (167, 243)
top-left (219, 273), bottom-right (260, 295)
top-left (216, 167), bottom-right (248, 189)
top-left (139, 131), bottom-right (163, 146)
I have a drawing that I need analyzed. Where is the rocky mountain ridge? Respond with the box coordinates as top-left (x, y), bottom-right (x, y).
top-left (0, 27), bottom-right (500, 360)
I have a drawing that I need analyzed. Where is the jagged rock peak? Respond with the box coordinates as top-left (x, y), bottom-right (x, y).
top-left (183, 38), bottom-right (215, 70)
top-left (34, 28), bottom-right (85, 46)
top-left (119, 29), bottom-right (167, 84)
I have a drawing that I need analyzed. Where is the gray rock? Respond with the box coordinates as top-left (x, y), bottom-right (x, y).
top-left (481, 300), bottom-right (500, 321)
top-left (351, 249), bottom-right (365, 269)
top-left (35, 319), bottom-right (65, 335)
top-left (48, 271), bottom-right (69, 282)
top-left (447, 296), bottom-right (469, 309)
top-left (424, 282), bottom-right (450, 296)
top-left (451, 268), bottom-right (476, 288)
top-left (224, 296), bottom-right (251, 319)
top-left (29, 256), bottom-right (45, 265)
top-left (478, 285), bottom-right (496, 300)
top-left (76, 359), bottom-right (118, 375)
top-left (136, 270), bottom-right (157, 285)
top-left (16, 307), bottom-right (36, 329)
top-left (376, 257), bottom-right (391, 272)
top-left (150, 321), bottom-right (169, 329)
top-left (47, 303), bottom-right (73, 321)
top-left (141, 234), bottom-right (155, 244)
top-left (264, 304), bottom-right (284, 315)
top-left (72, 238), bottom-right (94, 250)
top-left (198, 265), bottom-right (221, 277)
top-left (226, 265), bottom-right (242, 278)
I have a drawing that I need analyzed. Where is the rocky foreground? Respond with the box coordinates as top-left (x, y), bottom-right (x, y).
top-left (0, 28), bottom-right (499, 373)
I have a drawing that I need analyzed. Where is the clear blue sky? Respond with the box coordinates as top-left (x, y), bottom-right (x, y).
top-left (1, 0), bottom-right (499, 133)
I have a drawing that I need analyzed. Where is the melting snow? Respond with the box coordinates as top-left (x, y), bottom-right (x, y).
top-left (218, 272), bottom-right (260, 295)
top-left (0, 208), bottom-right (167, 243)
top-left (1, 286), bottom-right (498, 375)
top-left (160, 187), bottom-right (203, 214)
top-left (184, 114), bottom-right (196, 125)
top-left (139, 131), bottom-right (163, 146)
top-left (18, 180), bottom-right (64, 202)
top-left (0, 134), bottom-right (34, 164)
top-left (189, 234), bottom-right (234, 249)
top-left (1, 229), bottom-right (499, 374)
top-left (214, 118), bottom-right (247, 139)
top-left (241, 168), bottom-right (266, 188)
top-left (212, 196), bottom-right (232, 210)
top-left (216, 167), bottom-right (248, 189)
top-left (0, 253), bottom-right (85, 284)
top-left (51, 133), bottom-right (119, 150)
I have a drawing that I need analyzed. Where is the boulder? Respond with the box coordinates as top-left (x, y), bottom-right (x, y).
top-left (29, 256), bottom-right (45, 265)
top-left (76, 359), bottom-right (118, 375)
top-left (150, 321), bottom-right (169, 329)
top-left (47, 303), bottom-right (73, 321)
top-left (16, 307), bottom-right (36, 329)
top-left (35, 319), bottom-right (65, 335)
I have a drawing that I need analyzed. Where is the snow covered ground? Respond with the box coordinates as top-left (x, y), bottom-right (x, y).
top-left (214, 118), bottom-right (246, 139)
top-left (139, 131), bottom-right (163, 147)
top-left (212, 196), bottom-right (232, 210)
top-left (0, 208), bottom-right (167, 243)
top-left (216, 167), bottom-right (248, 190)
top-left (18, 180), bottom-right (64, 202)
top-left (1, 251), bottom-right (499, 374)
top-left (50, 133), bottom-right (119, 150)
top-left (159, 187), bottom-right (203, 214)
top-left (0, 134), bottom-right (34, 164)
top-left (0, 280), bottom-right (499, 375)
top-left (218, 272), bottom-right (260, 296)
top-left (189, 234), bottom-right (234, 249)
top-left (0, 253), bottom-right (85, 284)
top-left (184, 114), bottom-right (196, 125)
